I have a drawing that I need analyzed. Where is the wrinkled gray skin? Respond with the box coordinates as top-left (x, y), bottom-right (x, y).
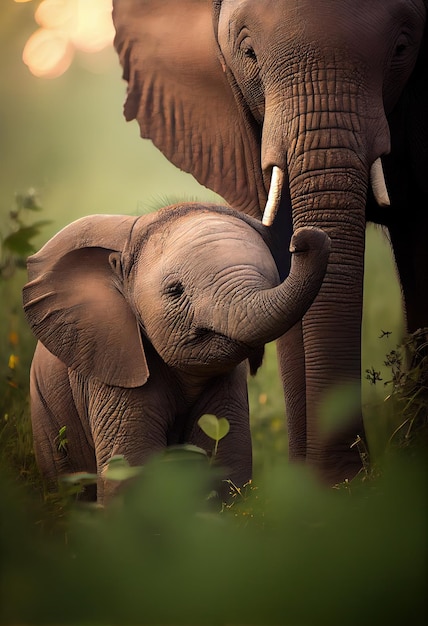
top-left (23, 204), bottom-right (329, 503)
top-left (113, 0), bottom-right (427, 483)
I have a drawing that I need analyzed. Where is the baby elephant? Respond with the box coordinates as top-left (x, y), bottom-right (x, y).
top-left (23, 203), bottom-right (330, 502)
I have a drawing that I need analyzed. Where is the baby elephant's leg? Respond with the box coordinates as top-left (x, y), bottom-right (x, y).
top-left (30, 342), bottom-right (96, 496)
top-left (86, 377), bottom-right (174, 504)
top-left (186, 362), bottom-right (252, 497)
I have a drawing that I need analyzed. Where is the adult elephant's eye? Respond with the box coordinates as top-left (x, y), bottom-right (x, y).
top-left (242, 41), bottom-right (256, 61)
top-left (237, 27), bottom-right (257, 62)
top-left (394, 33), bottom-right (410, 59)
top-left (164, 280), bottom-right (185, 298)
top-left (240, 37), bottom-right (257, 62)
top-left (234, 28), bottom-right (264, 122)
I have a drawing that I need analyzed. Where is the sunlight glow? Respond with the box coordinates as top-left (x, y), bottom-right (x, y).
top-left (22, 0), bottom-right (115, 78)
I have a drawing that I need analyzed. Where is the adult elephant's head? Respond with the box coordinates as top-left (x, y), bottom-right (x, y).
top-left (113, 0), bottom-right (425, 218)
top-left (112, 0), bottom-right (427, 482)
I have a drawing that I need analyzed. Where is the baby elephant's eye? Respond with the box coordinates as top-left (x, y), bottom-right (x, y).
top-left (164, 280), bottom-right (185, 298)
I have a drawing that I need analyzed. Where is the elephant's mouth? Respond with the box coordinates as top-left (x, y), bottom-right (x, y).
top-left (261, 159), bottom-right (390, 226)
top-left (181, 326), bottom-right (252, 373)
top-left (194, 326), bottom-right (251, 357)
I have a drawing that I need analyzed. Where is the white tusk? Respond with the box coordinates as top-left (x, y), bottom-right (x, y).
top-left (370, 158), bottom-right (390, 207)
top-left (262, 166), bottom-right (284, 226)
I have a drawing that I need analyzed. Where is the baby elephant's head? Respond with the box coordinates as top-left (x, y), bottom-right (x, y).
top-left (121, 206), bottom-right (330, 376)
top-left (23, 204), bottom-right (330, 386)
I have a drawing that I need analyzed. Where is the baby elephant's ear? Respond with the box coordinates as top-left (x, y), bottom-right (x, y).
top-left (23, 214), bottom-right (149, 388)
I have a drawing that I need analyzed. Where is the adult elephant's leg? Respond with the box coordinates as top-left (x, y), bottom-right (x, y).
top-left (277, 322), bottom-right (307, 461)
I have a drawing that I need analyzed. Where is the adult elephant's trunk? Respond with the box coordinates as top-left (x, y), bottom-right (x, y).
top-left (289, 158), bottom-right (368, 481)
top-left (262, 85), bottom-right (390, 482)
top-left (231, 226), bottom-right (330, 346)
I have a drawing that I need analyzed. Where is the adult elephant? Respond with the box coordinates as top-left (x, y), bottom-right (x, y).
top-left (112, 0), bottom-right (428, 483)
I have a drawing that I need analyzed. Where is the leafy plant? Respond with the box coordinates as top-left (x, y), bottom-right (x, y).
top-left (0, 190), bottom-right (50, 497)
top-left (0, 189), bottom-right (50, 280)
top-left (383, 328), bottom-right (428, 449)
top-left (365, 365), bottom-right (383, 385)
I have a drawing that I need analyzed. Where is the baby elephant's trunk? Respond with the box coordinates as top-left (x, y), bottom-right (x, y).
top-left (234, 227), bottom-right (331, 346)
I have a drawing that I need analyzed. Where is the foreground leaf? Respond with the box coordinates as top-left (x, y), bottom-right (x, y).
top-left (198, 414), bottom-right (230, 442)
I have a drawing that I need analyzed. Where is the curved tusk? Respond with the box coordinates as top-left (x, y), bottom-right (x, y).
top-left (262, 166), bottom-right (284, 226)
top-left (370, 158), bottom-right (390, 207)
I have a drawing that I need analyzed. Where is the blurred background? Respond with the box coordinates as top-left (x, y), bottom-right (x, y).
top-left (1, 0), bottom-right (405, 462)
top-left (1, 0), bottom-right (221, 234)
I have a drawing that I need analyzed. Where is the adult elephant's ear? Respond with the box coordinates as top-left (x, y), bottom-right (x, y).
top-left (112, 0), bottom-right (265, 218)
top-left (23, 215), bottom-right (149, 389)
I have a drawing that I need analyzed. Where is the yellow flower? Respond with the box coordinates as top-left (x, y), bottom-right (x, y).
top-left (8, 354), bottom-right (19, 370)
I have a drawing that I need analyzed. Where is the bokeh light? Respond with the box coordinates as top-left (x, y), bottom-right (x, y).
top-left (22, 0), bottom-right (115, 78)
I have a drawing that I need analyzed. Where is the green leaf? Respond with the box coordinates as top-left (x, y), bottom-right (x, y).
top-left (198, 414), bottom-right (230, 442)
top-left (103, 455), bottom-right (143, 481)
top-left (61, 472), bottom-right (98, 485)
top-left (163, 444), bottom-right (208, 462)
top-left (3, 221), bottom-right (51, 255)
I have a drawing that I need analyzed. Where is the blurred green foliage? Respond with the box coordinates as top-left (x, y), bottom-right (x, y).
top-left (1, 449), bottom-right (427, 626)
